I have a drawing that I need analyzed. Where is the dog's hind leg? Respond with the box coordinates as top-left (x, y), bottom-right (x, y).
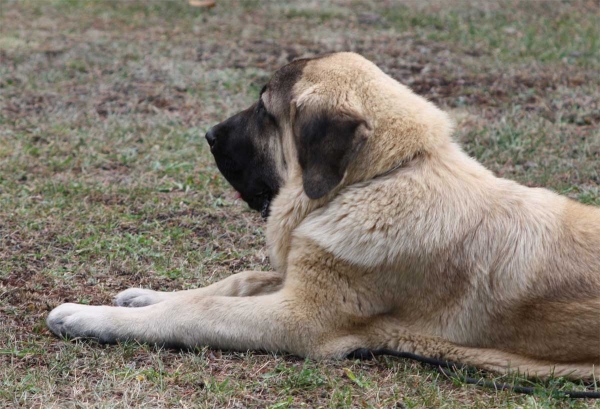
top-left (361, 326), bottom-right (599, 380)
top-left (114, 270), bottom-right (284, 307)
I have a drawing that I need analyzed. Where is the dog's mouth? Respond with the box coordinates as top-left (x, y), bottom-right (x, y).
top-left (235, 189), bottom-right (273, 219)
top-left (253, 191), bottom-right (273, 219)
top-left (260, 197), bottom-right (271, 219)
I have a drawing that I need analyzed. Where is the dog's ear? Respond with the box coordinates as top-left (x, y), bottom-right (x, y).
top-left (292, 91), bottom-right (372, 200)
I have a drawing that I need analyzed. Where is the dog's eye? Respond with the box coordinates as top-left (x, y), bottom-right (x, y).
top-left (257, 100), bottom-right (277, 122)
top-left (256, 100), bottom-right (269, 118)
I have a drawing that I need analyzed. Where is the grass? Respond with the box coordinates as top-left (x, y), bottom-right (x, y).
top-left (384, 2), bottom-right (599, 67)
top-left (0, 0), bottom-right (599, 407)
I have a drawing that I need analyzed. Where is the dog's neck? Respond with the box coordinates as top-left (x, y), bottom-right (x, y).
top-left (374, 155), bottom-right (414, 179)
top-left (266, 170), bottom-right (324, 273)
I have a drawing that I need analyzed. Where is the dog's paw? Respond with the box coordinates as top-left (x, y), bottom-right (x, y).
top-left (114, 288), bottom-right (168, 307)
top-left (46, 303), bottom-right (118, 342)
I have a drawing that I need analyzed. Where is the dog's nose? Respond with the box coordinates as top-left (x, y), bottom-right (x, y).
top-left (205, 129), bottom-right (217, 148)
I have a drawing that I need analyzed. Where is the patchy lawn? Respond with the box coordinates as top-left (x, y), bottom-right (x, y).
top-left (0, 0), bottom-right (598, 407)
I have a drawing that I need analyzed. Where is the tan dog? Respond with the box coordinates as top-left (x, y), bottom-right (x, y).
top-left (47, 52), bottom-right (600, 379)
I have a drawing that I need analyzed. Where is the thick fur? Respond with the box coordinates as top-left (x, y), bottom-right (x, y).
top-left (47, 52), bottom-right (600, 380)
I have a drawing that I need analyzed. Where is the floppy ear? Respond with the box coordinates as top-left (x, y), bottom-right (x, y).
top-left (293, 97), bottom-right (372, 200)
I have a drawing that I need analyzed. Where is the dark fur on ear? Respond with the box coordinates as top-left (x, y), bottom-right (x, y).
top-left (295, 113), bottom-right (370, 199)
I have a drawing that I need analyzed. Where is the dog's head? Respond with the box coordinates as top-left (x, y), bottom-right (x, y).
top-left (206, 52), bottom-right (452, 217)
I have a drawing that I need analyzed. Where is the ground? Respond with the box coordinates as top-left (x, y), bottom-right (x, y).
top-left (0, 0), bottom-right (599, 408)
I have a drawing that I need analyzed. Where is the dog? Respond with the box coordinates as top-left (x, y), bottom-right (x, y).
top-left (47, 52), bottom-right (600, 379)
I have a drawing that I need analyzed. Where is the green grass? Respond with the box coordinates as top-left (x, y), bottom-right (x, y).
top-left (1, 0), bottom-right (599, 407)
top-left (384, 2), bottom-right (599, 67)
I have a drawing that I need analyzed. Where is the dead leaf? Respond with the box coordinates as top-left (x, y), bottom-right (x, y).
top-left (189, 0), bottom-right (216, 8)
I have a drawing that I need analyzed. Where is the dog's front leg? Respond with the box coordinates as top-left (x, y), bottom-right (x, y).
top-left (47, 293), bottom-right (317, 354)
top-left (113, 270), bottom-right (284, 307)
